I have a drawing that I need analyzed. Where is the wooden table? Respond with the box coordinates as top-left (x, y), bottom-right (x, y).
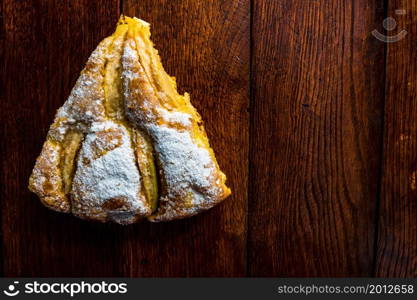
top-left (1, 0), bottom-right (416, 277)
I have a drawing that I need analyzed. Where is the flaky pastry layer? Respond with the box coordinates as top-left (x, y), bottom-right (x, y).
top-left (29, 16), bottom-right (231, 224)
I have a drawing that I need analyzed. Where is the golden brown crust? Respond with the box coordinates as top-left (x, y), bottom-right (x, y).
top-left (29, 29), bottom-right (152, 224)
top-left (134, 129), bottom-right (159, 212)
top-left (29, 16), bottom-right (231, 224)
top-left (29, 37), bottom-right (111, 215)
top-left (121, 17), bottom-right (231, 222)
top-left (29, 141), bottom-right (70, 212)
top-left (70, 121), bottom-right (151, 224)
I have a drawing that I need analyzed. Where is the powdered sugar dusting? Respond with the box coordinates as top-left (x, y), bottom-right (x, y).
top-left (29, 141), bottom-right (70, 212)
top-left (122, 35), bottom-right (227, 221)
top-left (147, 124), bottom-right (222, 220)
top-left (148, 125), bottom-right (215, 199)
top-left (71, 120), bottom-right (150, 223)
top-left (157, 108), bottom-right (192, 127)
top-left (30, 17), bottom-right (230, 224)
top-left (48, 38), bottom-right (112, 141)
top-left (121, 40), bottom-right (156, 124)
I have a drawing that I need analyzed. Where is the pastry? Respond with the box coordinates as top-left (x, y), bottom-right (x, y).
top-left (29, 16), bottom-right (231, 224)
top-left (121, 17), bottom-right (231, 221)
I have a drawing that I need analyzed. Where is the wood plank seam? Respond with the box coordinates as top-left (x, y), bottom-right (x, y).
top-left (2, 0), bottom-right (121, 277)
top-left (122, 0), bottom-right (250, 276)
top-left (372, 0), bottom-right (389, 277)
top-left (375, 0), bottom-right (417, 277)
top-left (248, 0), bottom-right (386, 276)
top-left (245, 0), bottom-right (254, 277)
top-left (0, 0), bottom-right (4, 277)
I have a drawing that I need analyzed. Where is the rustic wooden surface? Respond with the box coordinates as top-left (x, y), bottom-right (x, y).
top-left (1, 0), bottom-right (416, 277)
top-left (375, 0), bottom-right (417, 277)
top-left (249, 0), bottom-right (386, 277)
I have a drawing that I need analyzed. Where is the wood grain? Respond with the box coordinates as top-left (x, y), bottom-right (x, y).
top-left (248, 0), bottom-right (386, 276)
top-left (122, 0), bottom-right (250, 277)
top-left (2, 0), bottom-right (121, 276)
top-left (375, 0), bottom-right (417, 277)
top-left (0, 0), bottom-right (4, 277)
top-left (1, 0), bottom-right (249, 277)
top-left (2, 0), bottom-right (417, 278)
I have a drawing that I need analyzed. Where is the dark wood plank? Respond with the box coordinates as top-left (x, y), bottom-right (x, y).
top-left (0, 0), bottom-right (4, 277)
top-left (376, 0), bottom-right (417, 277)
top-left (248, 0), bottom-right (386, 276)
top-left (122, 0), bottom-right (250, 277)
top-left (2, 0), bottom-right (121, 276)
top-left (2, 0), bottom-right (249, 278)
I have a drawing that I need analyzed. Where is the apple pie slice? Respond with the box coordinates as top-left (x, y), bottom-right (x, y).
top-left (29, 16), bottom-right (231, 224)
